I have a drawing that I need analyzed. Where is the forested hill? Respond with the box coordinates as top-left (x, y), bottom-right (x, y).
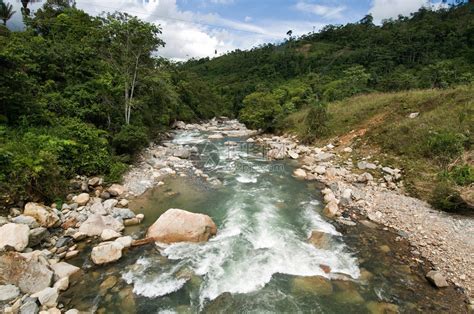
top-left (181, 3), bottom-right (474, 122)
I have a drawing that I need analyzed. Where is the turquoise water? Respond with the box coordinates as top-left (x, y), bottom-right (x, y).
top-left (61, 131), bottom-right (467, 313)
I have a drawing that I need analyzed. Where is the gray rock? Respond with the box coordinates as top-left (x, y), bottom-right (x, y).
top-left (55, 237), bottom-right (72, 248)
top-left (0, 284), bottom-right (20, 302)
top-left (90, 202), bottom-right (107, 215)
top-left (426, 271), bottom-right (449, 288)
top-left (357, 161), bottom-right (377, 170)
top-left (172, 148), bottom-right (191, 159)
top-left (28, 227), bottom-right (49, 247)
top-left (357, 173), bottom-right (374, 183)
top-left (31, 287), bottom-right (58, 307)
top-left (103, 199), bottom-right (118, 213)
top-left (20, 299), bottom-right (39, 314)
top-left (314, 152), bottom-right (334, 162)
top-left (111, 208), bottom-right (135, 220)
top-left (78, 214), bottom-right (124, 237)
top-left (88, 177), bottom-right (102, 187)
top-left (12, 215), bottom-right (40, 229)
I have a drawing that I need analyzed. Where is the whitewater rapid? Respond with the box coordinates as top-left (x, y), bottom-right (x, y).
top-left (122, 131), bottom-right (360, 308)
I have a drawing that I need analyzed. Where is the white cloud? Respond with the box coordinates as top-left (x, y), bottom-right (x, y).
top-left (209, 0), bottom-right (235, 4)
top-left (8, 0), bottom-right (323, 60)
top-left (369, 0), bottom-right (430, 22)
top-left (295, 1), bottom-right (346, 19)
top-left (244, 16), bottom-right (252, 22)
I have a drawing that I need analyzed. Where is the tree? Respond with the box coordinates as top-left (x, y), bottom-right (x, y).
top-left (100, 12), bottom-right (164, 124)
top-left (0, 2), bottom-right (15, 25)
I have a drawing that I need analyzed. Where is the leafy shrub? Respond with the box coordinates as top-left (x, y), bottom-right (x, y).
top-left (105, 160), bottom-right (128, 183)
top-left (112, 124), bottom-right (149, 155)
top-left (426, 131), bottom-right (466, 165)
top-left (300, 103), bottom-right (328, 144)
top-left (449, 164), bottom-right (474, 186)
top-left (431, 180), bottom-right (467, 212)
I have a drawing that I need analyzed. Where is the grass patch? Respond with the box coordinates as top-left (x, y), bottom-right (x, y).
top-left (284, 84), bottom-right (474, 211)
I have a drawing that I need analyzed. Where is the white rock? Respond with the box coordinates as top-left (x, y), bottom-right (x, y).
top-left (0, 223), bottom-right (30, 252)
top-left (102, 199), bottom-right (119, 213)
top-left (75, 193), bottom-right (90, 206)
top-left (90, 202), bottom-right (106, 215)
top-left (53, 276), bottom-right (69, 291)
top-left (115, 236), bottom-right (133, 248)
top-left (293, 168), bottom-right (307, 179)
top-left (288, 150), bottom-right (299, 159)
top-left (314, 166), bottom-right (326, 175)
top-left (107, 184), bottom-right (126, 197)
top-left (91, 242), bottom-right (124, 265)
top-left (50, 262), bottom-right (80, 280)
top-left (78, 214), bottom-right (124, 237)
top-left (0, 285), bottom-right (20, 302)
top-left (208, 133), bottom-right (224, 139)
top-left (101, 229), bottom-right (121, 241)
top-left (147, 208), bottom-right (217, 243)
top-left (31, 287), bottom-right (59, 307)
top-left (343, 147), bottom-right (353, 153)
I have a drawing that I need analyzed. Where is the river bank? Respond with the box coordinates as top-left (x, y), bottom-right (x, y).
top-left (0, 118), bottom-right (472, 313)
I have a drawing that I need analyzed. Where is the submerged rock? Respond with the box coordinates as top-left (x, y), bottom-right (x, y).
top-left (0, 223), bottom-right (30, 252)
top-left (147, 208), bottom-right (217, 243)
top-left (291, 276), bottom-right (333, 296)
top-left (308, 231), bottom-right (332, 250)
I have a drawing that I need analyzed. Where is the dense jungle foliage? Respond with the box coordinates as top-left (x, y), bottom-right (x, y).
top-left (0, 0), bottom-right (226, 205)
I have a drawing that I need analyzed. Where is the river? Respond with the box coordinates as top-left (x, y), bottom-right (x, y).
top-left (61, 129), bottom-right (467, 313)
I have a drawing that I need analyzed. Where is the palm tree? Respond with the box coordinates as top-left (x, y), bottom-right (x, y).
top-left (0, 2), bottom-right (16, 26)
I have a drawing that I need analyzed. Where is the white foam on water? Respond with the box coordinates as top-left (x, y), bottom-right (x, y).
top-left (236, 173), bottom-right (258, 183)
top-left (172, 131), bottom-right (207, 145)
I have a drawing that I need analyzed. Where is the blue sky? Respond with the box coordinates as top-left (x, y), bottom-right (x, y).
top-left (6, 0), bottom-right (456, 60)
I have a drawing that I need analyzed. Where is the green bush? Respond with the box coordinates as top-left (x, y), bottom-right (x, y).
top-left (112, 124), bottom-right (149, 155)
top-left (300, 103), bottom-right (328, 144)
top-left (105, 160), bottom-right (128, 183)
top-left (449, 164), bottom-right (474, 186)
top-left (426, 131), bottom-right (466, 165)
top-left (431, 180), bottom-right (467, 212)
top-left (239, 92), bottom-right (282, 131)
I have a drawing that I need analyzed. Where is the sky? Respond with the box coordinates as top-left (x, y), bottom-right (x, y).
top-left (6, 0), bottom-right (455, 60)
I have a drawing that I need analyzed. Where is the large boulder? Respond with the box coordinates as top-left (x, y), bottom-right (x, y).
top-left (78, 214), bottom-right (124, 237)
top-left (147, 208), bottom-right (217, 244)
top-left (0, 251), bottom-right (53, 294)
top-left (24, 202), bottom-right (60, 228)
top-left (0, 223), bottom-right (30, 252)
top-left (91, 242), bottom-right (124, 265)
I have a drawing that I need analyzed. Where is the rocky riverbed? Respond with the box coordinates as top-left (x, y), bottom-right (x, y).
top-left (0, 117), bottom-right (472, 313)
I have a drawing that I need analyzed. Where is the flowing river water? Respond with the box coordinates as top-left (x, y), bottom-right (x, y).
top-left (61, 130), bottom-right (467, 313)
